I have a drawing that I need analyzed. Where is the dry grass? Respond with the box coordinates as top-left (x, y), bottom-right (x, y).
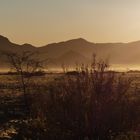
top-left (0, 60), bottom-right (139, 139)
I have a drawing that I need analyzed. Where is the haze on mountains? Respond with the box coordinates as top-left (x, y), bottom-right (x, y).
top-left (1, 35), bottom-right (140, 71)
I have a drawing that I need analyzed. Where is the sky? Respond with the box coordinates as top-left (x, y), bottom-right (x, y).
top-left (0, 0), bottom-right (140, 46)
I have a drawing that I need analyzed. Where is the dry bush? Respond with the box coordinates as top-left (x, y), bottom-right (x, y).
top-left (16, 56), bottom-right (139, 140)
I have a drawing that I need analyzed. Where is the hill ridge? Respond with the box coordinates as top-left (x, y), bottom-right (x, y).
top-left (1, 35), bottom-right (140, 68)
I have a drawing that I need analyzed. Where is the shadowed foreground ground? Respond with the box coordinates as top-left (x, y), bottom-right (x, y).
top-left (0, 72), bottom-right (139, 140)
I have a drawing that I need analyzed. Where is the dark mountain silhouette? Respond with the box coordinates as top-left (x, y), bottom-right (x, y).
top-left (0, 35), bottom-right (36, 52)
top-left (1, 35), bottom-right (140, 69)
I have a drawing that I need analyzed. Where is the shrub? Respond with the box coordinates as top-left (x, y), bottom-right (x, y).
top-left (16, 57), bottom-right (139, 140)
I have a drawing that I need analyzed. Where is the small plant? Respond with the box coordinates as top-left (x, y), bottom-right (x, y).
top-left (3, 51), bottom-right (45, 115)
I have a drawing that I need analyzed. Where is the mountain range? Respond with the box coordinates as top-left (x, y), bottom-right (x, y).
top-left (1, 35), bottom-right (140, 70)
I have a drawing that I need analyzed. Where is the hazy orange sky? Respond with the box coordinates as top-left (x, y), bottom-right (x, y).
top-left (1, 0), bottom-right (140, 46)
